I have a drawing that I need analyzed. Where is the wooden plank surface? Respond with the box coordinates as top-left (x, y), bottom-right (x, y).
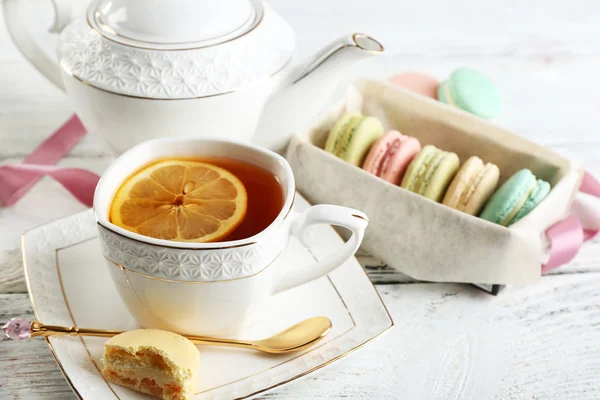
top-left (1, 0), bottom-right (600, 398)
top-left (3, 273), bottom-right (600, 399)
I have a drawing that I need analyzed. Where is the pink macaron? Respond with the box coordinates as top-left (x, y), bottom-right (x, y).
top-left (362, 130), bottom-right (422, 184)
top-left (389, 72), bottom-right (440, 99)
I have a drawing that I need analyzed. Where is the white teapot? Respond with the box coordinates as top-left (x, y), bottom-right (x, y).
top-left (4, 0), bottom-right (383, 153)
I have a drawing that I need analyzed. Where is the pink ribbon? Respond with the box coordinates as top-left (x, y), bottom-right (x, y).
top-left (541, 171), bottom-right (600, 273)
top-left (0, 115), bottom-right (98, 207)
top-left (1, 164), bottom-right (99, 207)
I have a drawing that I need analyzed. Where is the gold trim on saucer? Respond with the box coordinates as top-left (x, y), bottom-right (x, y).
top-left (54, 245), bottom-right (122, 399)
top-left (45, 338), bottom-right (85, 400)
top-left (21, 234), bottom-right (40, 320)
top-left (236, 323), bottom-right (392, 400)
top-left (22, 235), bottom-right (92, 397)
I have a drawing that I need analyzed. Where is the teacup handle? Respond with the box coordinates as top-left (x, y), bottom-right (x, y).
top-left (273, 205), bottom-right (368, 294)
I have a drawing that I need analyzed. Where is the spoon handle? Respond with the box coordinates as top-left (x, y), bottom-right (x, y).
top-left (28, 321), bottom-right (258, 350)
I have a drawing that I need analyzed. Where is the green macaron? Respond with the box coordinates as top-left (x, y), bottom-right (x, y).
top-left (324, 114), bottom-right (384, 166)
top-left (324, 112), bottom-right (360, 154)
top-left (400, 145), bottom-right (460, 202)
top-left (438, 68), bottom-right (502, 119)
top-left (480, 169), bottom-right (551, 226)
top-left (512, 179), bottom-right (551, 224)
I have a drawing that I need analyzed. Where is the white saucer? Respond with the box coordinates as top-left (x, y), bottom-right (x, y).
top-left (22, 194), bottom-right (393, 400)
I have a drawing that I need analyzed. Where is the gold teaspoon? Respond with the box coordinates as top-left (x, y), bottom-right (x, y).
top-left (3, 316), bottom-right (332, 354)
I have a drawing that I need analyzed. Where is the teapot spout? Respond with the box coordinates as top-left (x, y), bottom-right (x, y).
top-left (253, 33), bottom-right (384, 153)
top-left (289, 33), bottom-right (384, 87)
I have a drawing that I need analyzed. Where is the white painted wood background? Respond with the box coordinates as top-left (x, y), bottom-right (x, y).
top-left (1, 0), bottom-right (600, 398)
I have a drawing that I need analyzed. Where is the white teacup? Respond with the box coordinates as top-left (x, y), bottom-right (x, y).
top-left (94, 138), bottom-right (368, 336)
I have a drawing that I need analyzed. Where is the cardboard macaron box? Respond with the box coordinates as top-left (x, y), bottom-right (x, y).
top-left (286, 77), bottom-right (583, 294)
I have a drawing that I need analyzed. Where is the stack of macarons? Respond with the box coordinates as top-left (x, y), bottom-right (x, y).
top-left (323, 113), bottom-right (551, 226)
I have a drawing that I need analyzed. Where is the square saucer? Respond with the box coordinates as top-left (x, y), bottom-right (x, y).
top-left (22, 194), bottom-right (393, 399)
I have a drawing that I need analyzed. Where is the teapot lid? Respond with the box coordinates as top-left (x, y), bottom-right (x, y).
top-left (89, 0), bottom-right (258, 49)
top-left (58, 0), bottom-right (295, 99)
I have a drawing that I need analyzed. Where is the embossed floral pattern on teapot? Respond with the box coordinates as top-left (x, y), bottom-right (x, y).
top-left (57, 0), bottom-right (294, 99)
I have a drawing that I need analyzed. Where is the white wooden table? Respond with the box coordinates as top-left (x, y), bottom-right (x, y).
top-left (2, 0), bottom-right (600, 398)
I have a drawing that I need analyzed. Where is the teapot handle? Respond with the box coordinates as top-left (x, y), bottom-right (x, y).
top-left (3, 0), bottom-right (73, 91)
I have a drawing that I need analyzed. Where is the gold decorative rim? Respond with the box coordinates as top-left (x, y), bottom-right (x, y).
top-left (91, 10), bottom-right (255, 49)
top-left (54, 244), bottom-right (121, 398)
top-left (85, 0), bottom-right (264, 51)
top-left (45, 338), bottom-right (85, 400)
top-left (98, 222), bottom-right (256, 250)
top-left (236, 321), bottom-right (392, 400)
top-left (351, 33), bottom-right (385, 53)
top-left (352, 214), bottom-right (369, 222)
top-left (63, 67), bottom-right (231, 100)
top-left (21, 203), bottom-right (394, 399)
top-left (21, 234), bottom-right (40, 320)
top-left (103, 250), bottom-right (283, 284)
top-left (60, 51), bottom-right (293, 101)
top-left (97, 195), bottom-right (295, 251)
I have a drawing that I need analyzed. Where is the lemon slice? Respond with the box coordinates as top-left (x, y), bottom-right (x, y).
top-left (110, 160), bottom-right (247, 243)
